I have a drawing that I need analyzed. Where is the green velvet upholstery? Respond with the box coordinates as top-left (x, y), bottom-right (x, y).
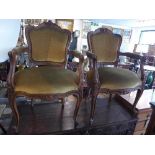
top-left (91, 33), bottom-right (120, 63)
top-left (87, 28), bottom-right (143, 123)
top-left (88, 67), bottom-right (141, 90)
top-left (14, 66), bottom-right (79, 94)
top-left (30, 28), bottom-right (69, 62)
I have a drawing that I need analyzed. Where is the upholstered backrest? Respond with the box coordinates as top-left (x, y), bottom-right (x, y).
top-left (25, 21), bottom-right (71, 65)
top-left (87, 28), bottom-right (122, 64)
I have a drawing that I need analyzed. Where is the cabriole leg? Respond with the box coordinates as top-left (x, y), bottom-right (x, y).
top-left (8, 92), bottom-right (19, 133)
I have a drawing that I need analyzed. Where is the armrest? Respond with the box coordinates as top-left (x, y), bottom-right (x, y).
top-left (119, 51), bottom-right (142, 60)
top-left (68, 51), bottom-right (85, 89)
top-left (119, 51), bottom-right (145, 83)
top-left (9, 45), bottom-right (28, 55)
top-left (7, 46), bottom-right (28, 89)
top-left (86, 51), bottom-right (100, 86)
top-left (86, 51), bottom-right (97, 60)
top-left (68, 50), bottom-right (84, 63)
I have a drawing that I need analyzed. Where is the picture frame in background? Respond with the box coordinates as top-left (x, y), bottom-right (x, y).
top-left (113, 28), bottom-right (124, 36)
top-left (56, 19), bottom-right (74, 32)
top-left (24, 19), bottom-right (43, 25)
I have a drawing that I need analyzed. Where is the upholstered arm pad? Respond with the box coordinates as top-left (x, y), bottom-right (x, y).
top-left (68, 51), bottom-right (84, 63)
top-left (68, 51), bottom-right (85, 89)
top-left (119, 52), bottom-right (143, 60)
top-left (86, 51), bottom-right (100, 86)
top-left (7, 46), bottom-right (28, 89)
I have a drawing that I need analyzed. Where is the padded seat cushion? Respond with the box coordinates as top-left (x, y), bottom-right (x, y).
top-left (14, 66), bottom-right (79, 94)
top-left (88, 67), bottom-right (141, 90)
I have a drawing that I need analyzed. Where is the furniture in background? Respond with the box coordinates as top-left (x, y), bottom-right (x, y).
top-left (115, 89), bottom-right (153, 135)
top-left (0, 61), bottom-right (9, 83)
top-left (146, 92), bottom-right (155, 134)
top-left (134, 44), bottom-right (155, 58)
top-left (146, 102), bottom-right (155, 134)
top-left (7, 21), bottom-right (84, 132)
top-left (86, 28), bottom-right (145, 124)
top-left (118, 54), bottom-right (155, 89)
top-left (0, 104), bottom-right (7, 134)
top-left (141, 56), bottom-right (155, 89)
top-left (137, 53), bottom-right (155, 89)
top-left (142, 65), bottom-right (155, 89)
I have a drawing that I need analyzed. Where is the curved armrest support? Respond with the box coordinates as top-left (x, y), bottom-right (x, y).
top-left (119, 51), bottom-right (145, 83)
top-left (68, 51), bottom-right (85, 89)
top-left (68, 50), bottom-right (84, 63)
top-left (7, 46), bottom-right (28, 89)
top-left (86, 51), bottom-right (100, 87)
top-left (119, 51), bottom-right (142, 60)
top-left (86, 51), bottom-right (97, 61)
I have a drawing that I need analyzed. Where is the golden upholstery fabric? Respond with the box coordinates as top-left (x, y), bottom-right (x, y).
top-left (14, 66), bottom-right (79, 94)
top-left (87, 67), bottom-right (141, 90)
top-left (91, 33), bottom-right (120, 62)
top-left (30, 28), bottom-right (69, 62)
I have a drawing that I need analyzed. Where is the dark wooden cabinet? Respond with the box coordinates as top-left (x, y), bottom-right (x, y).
top-left (115, 89), bottom-right (153, 135)
top-left (7, 97), bottom-right (137, 135)
top-left (146, 102), bottom-right (155, 134)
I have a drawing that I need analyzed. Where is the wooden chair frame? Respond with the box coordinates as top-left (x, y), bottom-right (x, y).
top-left (86, 28), bottom-right (145, 124)
top-left (7, 21), bottom-right (84, 131)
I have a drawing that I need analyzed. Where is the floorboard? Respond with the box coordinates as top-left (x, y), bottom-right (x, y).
top-left (0, 96), bottom-right (137, 135)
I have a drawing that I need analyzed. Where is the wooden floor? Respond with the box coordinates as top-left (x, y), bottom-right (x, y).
top-left (0, 96), bottom-right (137, 135)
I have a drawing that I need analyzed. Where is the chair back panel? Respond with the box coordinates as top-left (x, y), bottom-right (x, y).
top-left (26, 21), bottom-right (71, 65)
top-left (88, 28), bottom-right (122, 64)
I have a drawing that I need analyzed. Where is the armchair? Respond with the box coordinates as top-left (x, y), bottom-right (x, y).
top-left (86, 28), bottom-right (145, 124)
top-left (7, 21), bottom-right (84, 131)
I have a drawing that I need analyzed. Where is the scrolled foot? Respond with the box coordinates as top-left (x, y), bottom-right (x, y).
top-left (85, 129), bottom-right (90, 135)
top-left (89, 118), bottom-right (94, 126)
top-left (74, 120), bottom-right (79, 128)
top-left (0, 124), bottom-right (7, 134)
top-left (12, 126), bottom-right (19, 134)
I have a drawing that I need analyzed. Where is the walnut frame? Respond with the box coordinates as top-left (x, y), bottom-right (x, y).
top-left (87, 28), bottom-right (122, 67)
top-left (86, 28), bottom-right (145, 124)
top-left (7, 21), bottom-right (84, 132)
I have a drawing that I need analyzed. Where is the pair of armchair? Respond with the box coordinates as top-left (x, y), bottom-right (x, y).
top-left (7, 22), bottom-right (144, 131)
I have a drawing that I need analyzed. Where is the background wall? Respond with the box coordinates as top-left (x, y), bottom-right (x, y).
top-left (1, 19), bottom-right (155, 63)
top-left (0, 19), bottom-right (20, 62)
top-left (129, 26), bottom-right (155, 52)
top-left (73, 19), bottom-right (83, 52)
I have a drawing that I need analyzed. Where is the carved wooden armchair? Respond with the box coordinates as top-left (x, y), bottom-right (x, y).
top-left (7, 21), bottom-right (84, 131)
top-left (86, 28), bottom-right (145, 124)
